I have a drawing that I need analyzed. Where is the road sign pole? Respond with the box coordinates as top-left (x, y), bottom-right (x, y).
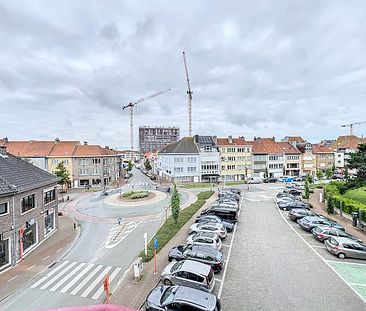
top-left (19, 228), bottom-right (24, 262)
top-left (153, 249), bottom-right (157, 274)
top-left (144, 233), bottom-right (148, 256)
top-left (104, 273), bottom-right (110, 304)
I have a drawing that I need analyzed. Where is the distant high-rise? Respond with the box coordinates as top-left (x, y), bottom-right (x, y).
top-left (139, 126), bottom-right (180, 154)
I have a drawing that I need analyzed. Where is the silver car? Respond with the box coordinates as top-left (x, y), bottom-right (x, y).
top-left (186, 232), bottom-right (222, 250)
top-left (325, 237), bottom-right (366, 260)
top-left (161, 260), bottom-right (215, 293)
top-left (189, 222), bottom-right (227, 239)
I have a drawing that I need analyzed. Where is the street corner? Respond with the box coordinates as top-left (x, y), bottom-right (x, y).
top-left (105, 222), bottom-right (137, 249)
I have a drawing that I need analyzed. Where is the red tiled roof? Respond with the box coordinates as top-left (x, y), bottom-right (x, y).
top-left (332, 135), bottom-right (364, 151)
top-left (277, 142), bottom-right (301, 154)
top-left (216, 137), bottom-right (253, 146)
top-left (283, 136), bottom-right (305, 143)
top-left (49, 141), bottom-right (79, 157)
top-left (252, 140), bottom-right (267, 154)
top-left (73, 145), bottom-right (117, 156)
top-left (312, 144), bottom-right (333, 154)
top-left (5, 141), bottom-right (55, 157)
top-left (252, 138), bottom-right (284, 154)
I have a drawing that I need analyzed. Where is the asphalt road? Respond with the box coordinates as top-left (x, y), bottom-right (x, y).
top-left (220, 184), bottom-right (366, 311)
top-left (0, 168), bottom-right (188, 311)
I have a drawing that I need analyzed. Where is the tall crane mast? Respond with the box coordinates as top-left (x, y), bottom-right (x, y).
top-left (123, 88), bottom-right (171, 152)
top-left (341, 121), bottom-right (366, 135)
top-left (183, 51), bottom-right (193, 137)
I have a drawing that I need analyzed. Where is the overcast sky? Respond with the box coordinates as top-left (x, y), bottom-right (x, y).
top-left (1, 0), bottom-right (366, 149)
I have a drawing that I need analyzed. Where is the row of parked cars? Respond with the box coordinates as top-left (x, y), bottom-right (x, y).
top-left (145, 188), bottom-right (241, 311)
top-left (275, 190), bottom-right (366, 260)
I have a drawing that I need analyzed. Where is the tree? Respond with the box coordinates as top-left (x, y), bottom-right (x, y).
top-left (325, 168), bottom-right (333, 180)
top-left (306, 174), bottom-right (313, 184)
top-left (144, 158), bottom-right (152, 171)
top-left (128, 160), bottom-right (133, 172)
top-left (304, 180), bottom-right (310, 201)
top-left (55, 161), bottom-right (71, 192)
top-left (347, 143), bottom-right (366, 186)
top-left (264, 167), bottom-right (269, 179)
top-left (316, 170), bottom-right (323, 181)
top-left (344, 166), bottom-right (349, 179)
top-left (171, 184), bottom-right (181, 225)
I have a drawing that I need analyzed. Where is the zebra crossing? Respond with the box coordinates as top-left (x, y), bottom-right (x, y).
top-left (105, 222), bottom-right (137, 248)
top-left (30, 260), bottom-right (123, 300)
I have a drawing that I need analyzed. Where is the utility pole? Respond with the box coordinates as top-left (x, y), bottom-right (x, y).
top-left (183, 51), bottom-right (193, 137)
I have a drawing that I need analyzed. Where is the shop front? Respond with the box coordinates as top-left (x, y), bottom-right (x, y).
top-left (22, 218), bottom-right (37, 253)
top-left (0, 237), bottom-right (11, 271)
top-left (44, 209), bottom-right (55, 236)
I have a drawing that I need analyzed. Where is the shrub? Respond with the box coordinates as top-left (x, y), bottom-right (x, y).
top-left (130, 191), bottom-right (149, 199)
top-left (139, 191), bottom-right (214, 262)
top-left (122, 191), bottom-right (134, 197)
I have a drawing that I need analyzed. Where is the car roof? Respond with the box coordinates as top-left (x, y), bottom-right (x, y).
top-left (198, 222), bottom-right (221, 228)
top-left (174, 285), bottom-right (216, 309)
top-left (180, 260), bottom-right (211, 276)
top-left (190, 244), bottom-right (219, 255)
top-left (330, 236), bottom-right (360, 243)
top-left (193, 232), bottom-right (217, 238)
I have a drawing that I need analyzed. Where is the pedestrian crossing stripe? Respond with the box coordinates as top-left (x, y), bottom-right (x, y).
top-left (30, 261), bottom-right (123, 300)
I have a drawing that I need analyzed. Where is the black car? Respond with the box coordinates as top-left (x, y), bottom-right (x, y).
top-left (168, 244), bottom-right (224, 272)
top-left (298, 216), bottom-right (345, 232)
top-left (263, 177), bottom-right (277, 183)
top-left (283, 189), bottom-right (302, 196)
top-left (195, 215), bottom-right (234, 232)
top-left (145, 285), bottom-right (222, 311)
top-left (201, 206), bottom-right (238, 223)
top-left (288, 208), bottom-right (315, 221)
top-left (277, 201), bottom-right (309, 211)
top-left (218, 192), bottom-right (240, 202)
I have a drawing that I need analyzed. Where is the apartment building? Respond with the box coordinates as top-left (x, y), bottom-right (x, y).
top-left (313, 144), bottom-right (335, 171)
top-left (139, 126), bottom-right (180, 154)
top-left (217, 136), bottom-right (253, 181)
top-left (297, 142), bottom-right (316, 175)
top-left (72, 144), bottom-right (120, 188)
top-left (332, 135), bottom-right (365, 170)
top-left (0, 147), bottom-right (59, 272)
top-left (278, 142), bottom-right (302, 176)
top-left (156, 137), bottom-right (200, 182)
top-left (195, 135), bottom-right (220, 183)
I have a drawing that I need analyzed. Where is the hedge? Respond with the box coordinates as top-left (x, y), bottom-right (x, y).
top-left (324, 182), bottom-right (366, 221)
top-left (122, 190), bottom-right (148, 198)
top-left (139, 191), bottom-right (214, 262)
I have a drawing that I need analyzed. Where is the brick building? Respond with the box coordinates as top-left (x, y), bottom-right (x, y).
top-left (139, 126), bottom-right (180, 154)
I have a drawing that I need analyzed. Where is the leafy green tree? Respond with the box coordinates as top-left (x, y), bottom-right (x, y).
top-left (347, 143), bottom-right (366, 186)
top-left (344, 166), bottom-right (349, 179)
top-left (171, 184), bottom-right (181, 225)
top-left (144, 158), bottom-right (152, 171)
top-left (306, 174), bottom-right (313, 184)
top-left (325, 168), bottom-right (333, 180)
top-left (304, 180), bottom-right (310, 201)
top-left (55, 161), bottom-right (71, 192)
top-left (316, 170), bottom-right (323, 181)
top-left (128, 160), bottom-right (133, 172)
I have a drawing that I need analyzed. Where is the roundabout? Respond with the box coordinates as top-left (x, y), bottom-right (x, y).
top-left (103, 190), bottom-right (168, 207)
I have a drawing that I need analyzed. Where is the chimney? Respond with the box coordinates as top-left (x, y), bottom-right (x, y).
top-left (239, 136), bottom-right (245, 141)
top-left (55, 137), bottom-right (60, 143)
top-left (254, 136), bottom-right (256, 141)
top-left (212, 136), bottom-right (217, 144)
top-left (228, 135), bottom-right (233, 144)
top-left (84, 141), bottom-right (88, 145)
top-left (2, 137), bottom-right (8, 143)
top-left (272, 136), bottom-right (275, 142)
top-left (105, 146), bottom-right (109, 149)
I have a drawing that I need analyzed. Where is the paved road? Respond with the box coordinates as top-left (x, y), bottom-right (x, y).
top-left (221, 184), bottom-right (366, 311)
top-left (0, 168), bottom-right (192, 311)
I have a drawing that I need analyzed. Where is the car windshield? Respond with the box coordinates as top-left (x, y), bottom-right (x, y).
top-left (171, 261), bottom-right (184, 272)
top-left (161, 286), bottom-right (178, 305)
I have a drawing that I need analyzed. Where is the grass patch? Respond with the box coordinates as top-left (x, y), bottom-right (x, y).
top-left (344, 186), bottom-right (366, 205)
top-left (225, 181), bottom-right (246, 186)
top-left (139, 191), bottom-right (214, 262)
top-left (178, 183), bottom-right (213, 189)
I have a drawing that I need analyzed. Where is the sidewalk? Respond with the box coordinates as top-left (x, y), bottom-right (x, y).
top-left (309, 188), bottom-right (366, 240)
top-left (0, 215), bottom-right (78, 302)
top-left (110, 192), bottom-right (218, 309)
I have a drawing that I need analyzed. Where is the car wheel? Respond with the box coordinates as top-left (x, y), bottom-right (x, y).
top-left (163, 279), bottom-right (172, 286)
top-left (168, 257), bottom-right (173, 262)
top-left (338, 253), bottom-right (346, 259)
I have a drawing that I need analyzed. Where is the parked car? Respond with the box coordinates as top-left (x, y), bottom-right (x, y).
top-left (187, 232), bottom-right (222, 250)
top-left (145, 285), bottom-right (222, 311)
top-left (275, 196), bottom-right (299, 204)
top-left (201, 206), bottom-right (238, 223)
top-left (288, 209), bottom-right (315, 221)
top-left (227, 188), bottom-right (241, 195)
top-left (284, 189), bottom-right (302, 196)
top-left (195, 215), bottom-right (234, 232)
top-left (277, 201), bottom-right (309, 211)
top-left (215, 199), bottom-right (238, 208)
top-left (189, 222), bottom-right (227, 239)
top-left (325, 237), bottom-right (366, 260)
top-left (161, 260), bottom-right (215, 292)
top-left (149, 175), bottom-right (157, 180)
top-left (298, 216), bottom-right (345, 232)
top-left (263, 177), bottom-right (277, 183)
top-left (247, 177), bottom-right (262, 184)
top-left (312, 226), bottom-right (363, 244)
top-left (168, 244), bottom-right (224, 272)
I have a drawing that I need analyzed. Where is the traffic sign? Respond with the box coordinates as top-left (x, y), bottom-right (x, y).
top-left (153, 237), bottom-right (158, 250)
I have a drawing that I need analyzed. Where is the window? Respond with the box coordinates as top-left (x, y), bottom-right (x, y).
top-left (92, 158), bottom-right (101, 165)
top-left (0, 238), bottom-right (10, 268)
top-left (44, 211), bottom-right (55, 235)
top-left (44, 189), bottom-right (56, 204)
top-left (188, 157), bottom-right (196, 163)
top-left (187, 167), bottom-right (196, 172)
top-left (228, 156), bottom-right (236, 161)
top-left (174, 167), bottom-right (183, 173)
top-left (21, 194), bottom-right (36, 213)
top-left (174, 157), bottom-right (183, 163)
top-left (0, 202), bottom-right (8, 216)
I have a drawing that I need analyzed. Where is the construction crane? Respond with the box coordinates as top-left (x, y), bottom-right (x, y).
top-left (183, 51), bottom-right (193, 137)
top-left (341, 121), bottom-right (366, 135)
top-left (123, 88), bottom-right (171, 151)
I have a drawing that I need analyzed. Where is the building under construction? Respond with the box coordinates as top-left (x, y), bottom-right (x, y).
top-left (139, 126), bottom-right (180, 154)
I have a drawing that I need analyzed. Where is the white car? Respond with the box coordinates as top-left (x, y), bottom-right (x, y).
top-left (186, 232), bottom-right (222, 250)
top-left (189, 222), bottom-right (227, 239)
top-left (275, 196), bottom-right (297, 204)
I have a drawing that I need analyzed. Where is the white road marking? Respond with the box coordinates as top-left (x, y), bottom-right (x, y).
top-left (276, 201), bottom-right (366, 303)
top-left (349, 283), bottom-right (366, 287)
top-left (80, 266), bottom-right (112, 298)
top-left (59, 263), bottom-right (94, 293)
top-left (221, 244), bottom-right (231, 248)
top-left (70, 264), bottom-right (103, 296)
top-left (327, 260), bottom-right (366, 267)
top-left (7, 275), bottom-right (18, 282)
top-left (49, 262), bottom-right (86, 292)
top-left (40, 262), bottom-right (78, 290)
top-left (42, 256), bottom-right (50, 261)
top-left (31, 260), bottom-right (70, 288)
top-left (56, 248), bottom-right (63, 253)
top-left (26, 264), bottom-right (36, 271)
top-left (309, 245), bottom-right (326, 249)
top-left (92, 267), bottom-right (122, 300)
top-left (215, 277), bottom-right (222, 282)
